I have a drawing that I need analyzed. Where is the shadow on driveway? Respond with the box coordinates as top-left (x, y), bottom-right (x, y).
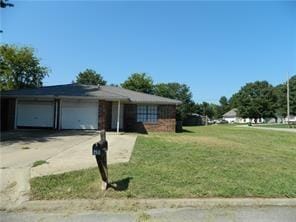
top-left (0, 130), bottom-right (99, 145)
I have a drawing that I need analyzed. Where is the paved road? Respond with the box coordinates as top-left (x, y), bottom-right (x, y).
top-left (1, 206), bottom-right (295, 222)
top-left (237, 125), bottom-right (296, 133)
top-left (252, 126), bottom-right (296, 133)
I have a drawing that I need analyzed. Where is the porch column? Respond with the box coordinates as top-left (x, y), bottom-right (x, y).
top-left (117, 100), bottom-right (121, 134)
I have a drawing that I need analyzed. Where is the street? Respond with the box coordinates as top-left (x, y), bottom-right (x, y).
top-left (1, 206), bottom-right (295, 222)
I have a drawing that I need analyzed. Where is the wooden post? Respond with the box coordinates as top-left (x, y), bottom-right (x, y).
top-left (287, 74), bottom-right (290, 124)
top-left (95, 130), bottom-right (108, 190)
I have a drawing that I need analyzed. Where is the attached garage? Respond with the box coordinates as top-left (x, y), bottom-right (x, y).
top-left (61, 100), bottom-right (98, 129)
top-left (1, 84), bottom-right (181, 132)
top-left (16, 100), bottom-right (55, 128)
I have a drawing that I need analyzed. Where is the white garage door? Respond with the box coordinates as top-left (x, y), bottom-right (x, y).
top-left (17, 100), bottom-right (54, 128)
top-left (61, 100), bottom-right (98, 129)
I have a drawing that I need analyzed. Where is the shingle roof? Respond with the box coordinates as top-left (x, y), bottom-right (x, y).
top-left (101, 85), bottom-right (181, 104)
top-left (223, 108), bottom-right (238, 118)
top-left (1, 84), bottom-right (182, 105)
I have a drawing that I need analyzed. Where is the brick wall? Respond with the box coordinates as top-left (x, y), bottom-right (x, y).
top-left (0, 98), bottom-right (16, 131)
top-left (123, 104), bottom-right (176, 133)
top-left (98, 100), bottom-right (112, 130)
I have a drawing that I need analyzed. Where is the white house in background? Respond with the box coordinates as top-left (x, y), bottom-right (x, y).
top-left (285, 115), bottom-right (296, 123)
top-left (222, 108), bottom-right (265, 124)
top-left (222, 109), bottom-right (239, 123)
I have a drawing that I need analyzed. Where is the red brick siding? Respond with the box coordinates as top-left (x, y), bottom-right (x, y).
top-left (123, 104), bottom-right (176, 133)
top-left (98, 100), bottom-right (112, 130)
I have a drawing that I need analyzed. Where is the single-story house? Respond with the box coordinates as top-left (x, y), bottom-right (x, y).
top-left (0, 84), bottom-right (181, 133)
top-left (285, 115), bottom-right (296, 123)
top-left (222, 108), bottom-right (265, 124)
top-left (183, 113), bottom-right (206, 126)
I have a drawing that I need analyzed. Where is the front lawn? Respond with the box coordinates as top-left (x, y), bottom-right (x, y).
top-left (31, 125), bottom-right (296, 199)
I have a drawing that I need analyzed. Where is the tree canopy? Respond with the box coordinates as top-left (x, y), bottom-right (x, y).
top-left (75, 69), bottom-right (106, 85)
top-left (121, 73), bottom-right (154, 94)
top-left (234, 81), bottom-right (277, 120)
top-left (154, 82), bottom-right (195, 120)
top-left (275, 75), bottom-right (296, 117)
top-left (0, 44), bottom-right (49, 91)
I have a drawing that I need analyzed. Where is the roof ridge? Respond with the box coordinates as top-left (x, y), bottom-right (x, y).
top-left (100, 85), bottom-right (131, 99)
top-left (103, 85), bottom-right (181, 103)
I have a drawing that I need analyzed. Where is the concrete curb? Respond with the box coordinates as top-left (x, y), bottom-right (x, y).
top-left (7, 198), bottom-right (296, 213)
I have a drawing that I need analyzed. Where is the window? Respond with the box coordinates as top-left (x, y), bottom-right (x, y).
top-left (137, 105), bottom-right (158, 123)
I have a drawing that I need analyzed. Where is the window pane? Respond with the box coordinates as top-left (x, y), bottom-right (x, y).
top-left (137, 105), bottom-right (158, 123)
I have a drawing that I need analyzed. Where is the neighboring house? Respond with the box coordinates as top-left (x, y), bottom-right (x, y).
top-left (0, 84), bottom-right (181, 133)
top-left (222, 108), bottom-right (265, 124)
top-left (285, 115), bottom-right (296, 123)
top-left (222, 109), bottom-right (240, 123)
top-left (183, 113), bottom-right (206, 126)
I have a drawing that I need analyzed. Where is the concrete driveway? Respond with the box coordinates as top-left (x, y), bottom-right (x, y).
top-left (0, 130), bottom-right (137, 208)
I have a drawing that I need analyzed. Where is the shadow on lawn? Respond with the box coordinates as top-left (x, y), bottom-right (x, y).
top-left (177, 128), bottom-right (196, 133)
top-left (108, 177), bottom-right (133, 191)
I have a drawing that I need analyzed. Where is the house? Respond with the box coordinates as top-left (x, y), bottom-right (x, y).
top-left (285, 115), bottom-right (296, 123)
top-left (222, 108), bottom-right (265, 124)
top-left (222, 109), bottom-right (240, 123)
top-left (0, 84), bottom-right (181, 133)
top-left (183, 113), bottom-right (206, 126)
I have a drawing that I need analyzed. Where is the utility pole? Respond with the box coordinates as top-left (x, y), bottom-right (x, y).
top-left (287, 74), bottom-right (290, 124)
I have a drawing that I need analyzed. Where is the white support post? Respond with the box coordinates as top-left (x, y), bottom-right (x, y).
top-left (117, 100), bottom-right (120, 134)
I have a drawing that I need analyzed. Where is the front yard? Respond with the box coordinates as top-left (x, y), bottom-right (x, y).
top-left (31, 125), bottom-right (296, 199)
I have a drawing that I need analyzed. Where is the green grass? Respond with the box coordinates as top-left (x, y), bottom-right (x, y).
top-left (31, 125), bottom-right (296, 199)
top-left (32, 160), bottom-right (48, 167)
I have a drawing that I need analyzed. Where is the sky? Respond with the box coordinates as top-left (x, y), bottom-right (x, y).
top-left (1, 0), bottom-right (295, 103)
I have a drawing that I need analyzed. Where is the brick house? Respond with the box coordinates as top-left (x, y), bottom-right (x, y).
top-left (1, 84), bottom-right (181, 133)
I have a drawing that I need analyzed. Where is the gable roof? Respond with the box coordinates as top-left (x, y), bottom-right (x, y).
top-left (223, 108), bottom-right (238, 118)
top-left (1, 84), bottom-right (182, 105)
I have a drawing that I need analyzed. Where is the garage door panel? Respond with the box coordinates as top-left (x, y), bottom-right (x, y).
top-left (17, 101), bottom-right (54, 127)
top-left (61, 101), bottom-right (98, 129)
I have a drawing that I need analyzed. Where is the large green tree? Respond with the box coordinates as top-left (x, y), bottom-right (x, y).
top-left (121, 73), bottom-right (154, 94)
top-left (75, 69), bottom-right (106, 85)
top-left (235, 81), bottom-right (277, 121)
top-left (198, 102), bottom-right (216, 119)
top-left (154, 82), bottom-right (194, 120)
top-left (275, 75), bottom-right (296, 117)
top-left (219, 96), bottom-right (229, 115)
top-left (229, 92), bottom-right (240, 109)
top-left (0, 44), bottom-right (49, 90)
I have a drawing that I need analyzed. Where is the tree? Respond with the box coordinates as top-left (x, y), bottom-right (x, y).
top-left (75, 69), bottom-right (106, 85)
top-left (199, 102), bottom-right (215, 119)
top-left (229, 92), bottom-right (240, 109)
top-left (235, 81), bottom-right (277, 122)
top-left (154, 82), bottom-right (194, 120)
top-left (219, 96), bottom-right (229, 114)
top-left (121, 73), bottom-right (153, 94)
top-left (275, 75), bottom-right (296, 117)
top-left (0, 44), bottom-right (49, 90)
